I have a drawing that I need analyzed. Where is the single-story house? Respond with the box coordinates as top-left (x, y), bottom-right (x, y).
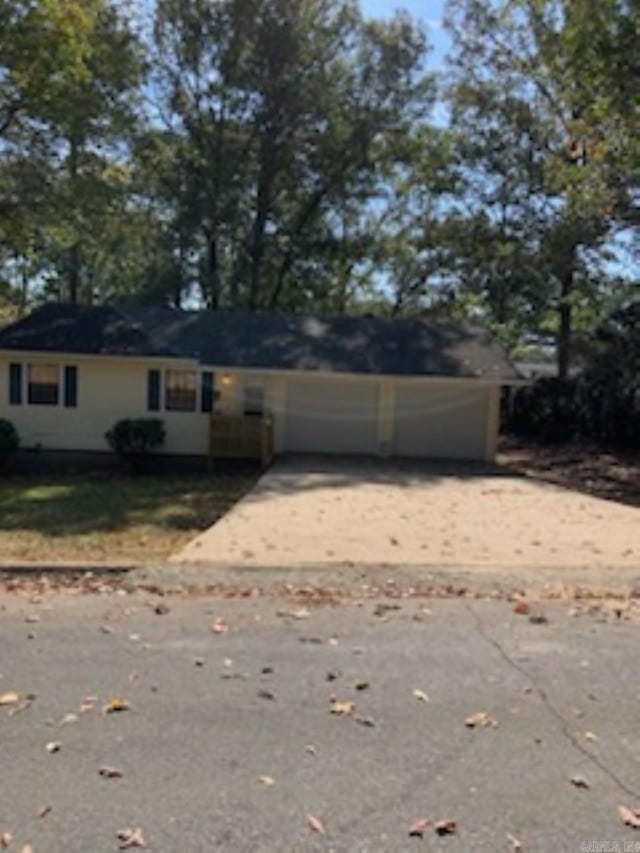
top-left (0, 303), bottom-right (522, 462)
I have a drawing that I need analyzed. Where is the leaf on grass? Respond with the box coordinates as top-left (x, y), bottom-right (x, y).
top-left (45, 741), bottom-right (61, 754)
top-left (99, 766), bottom-right (123, 778)
top-left (618, 806), bottom-right (640, 828)
top-left (408, 818), bottom-right (429, 837)
top-left (434, 818), bottom-right (457, 835)
top-left (507, 832), bottom-right (522, 850)
top-left (513, 601), bottom-right (530, 615)
top-left (412, 689), bottom-right (430, 703)
top-left (465, 712), bottom-right (495, 728)
top-left (570, 774), bottom-right (590, 789)
top-left (37, 805), bottom-right (52, 818)
top-left (0, 691), bottom-right (20, 706)
top-left (117, 827), bottom-right (147, 848)
top-left (329, 698), bottom-right (355, 716)
top-left (307, 815), bottom-right (325, 834)
top-left (258, 775), bottom-right (275, 787)
top-left (104, 697), bottom-right (129, 714)
top-left (211, 619), bottom-right (229, 634)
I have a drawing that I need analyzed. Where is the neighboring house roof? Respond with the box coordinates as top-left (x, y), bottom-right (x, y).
top-left (0, 303), bottom-right (521, 381)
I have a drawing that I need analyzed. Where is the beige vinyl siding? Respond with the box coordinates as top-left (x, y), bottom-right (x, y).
top-left (393, 383), bottom-right (490, 460)
top-left (0, 355), bottom-right (209, 455)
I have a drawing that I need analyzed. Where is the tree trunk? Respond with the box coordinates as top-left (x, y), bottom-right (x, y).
top-left (206, 234), bottom-right (220, 309)
top-left (557, 267), bottom-right (573, 380)
top-left (67, 135), bottom-right (81, 304)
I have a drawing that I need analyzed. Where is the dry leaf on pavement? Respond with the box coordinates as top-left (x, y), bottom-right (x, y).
top-left (307, 815), bottom-right (325, 834)
top-left (258, 775), bottom-right (275, 787)
top-left (45, 741), bottom-right (61, 754)
top-left (513, 601), bottom-right (530, 615)
top-left (0, 691), bottom-right (20, 706)
top-left (412, 689), bottom-right (430, 703)
top-left (434, 818), bottom-right (457, 835)
top-left (0, 832), bottom-right (12, 849)
top-left (211, 619), bottom-right (229, 634)
top-left (570, 774), bottom-right (590, 789)
top-left (104, 697), bottom-right (129, 714)
top-left (507, 832), bottom-right (522, 850)
top-left (37, 805), bottom-right (52, 818)
top-left (584, 731), bottom-right (598, 742)
top-left (99, 766), bottom-right (123, 778)
top-left (154, 603), bottom-right (170, 615)
top-left (329, 698), bottom-right (355, 716)
top-left (465, 712), bottom-right (495, 728)
top-left (408, 818), bottom-right (429, 837)
top-left (354, 680), bottom-right (370, 691)
top-left (618, 806), bottom-right (640, 828)
top-left (117, 827), bottom-right (147, 848)
top-left (21, 845), bottom-right (34, 853)
top-left (354, 715), bottom-right (376, 727)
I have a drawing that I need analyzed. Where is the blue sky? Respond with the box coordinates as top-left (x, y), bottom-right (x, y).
top-left (361, 0), bottom-right (449, 67)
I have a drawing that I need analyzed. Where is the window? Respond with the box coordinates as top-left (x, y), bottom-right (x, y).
top-left (243, 384), bottom-right (264, 416)
top-left (165, 369), bottom-right (197, 412)
top-left (28, 364), bottom-right (59, 405)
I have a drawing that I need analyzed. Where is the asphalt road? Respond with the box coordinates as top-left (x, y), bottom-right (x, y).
top-left (1, 586), bottom-right (640, 852)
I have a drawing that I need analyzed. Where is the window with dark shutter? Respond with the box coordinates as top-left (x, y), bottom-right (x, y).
top-left (9, 363), bottom-right (22, 405)
top-left (64, 366), bottom-right (77, 408)
top-left (147, 369), bottom-right (161, 411)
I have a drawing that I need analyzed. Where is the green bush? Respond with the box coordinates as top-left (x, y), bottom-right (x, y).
top-left (105, 418), bottom-right (165, 471)
top-left (0, 418), bottom-right (19, 462)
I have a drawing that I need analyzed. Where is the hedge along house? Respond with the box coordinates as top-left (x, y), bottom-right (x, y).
top-left (0, 303), bottom-right (522, 464)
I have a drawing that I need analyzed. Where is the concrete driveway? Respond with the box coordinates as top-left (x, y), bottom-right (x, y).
top-left (172, 455), bottom-right (640, 571)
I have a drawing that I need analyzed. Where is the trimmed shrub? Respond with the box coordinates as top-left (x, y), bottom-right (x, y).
top-left (0, 418), bottom-right (19, 465)
top-left (105, 418), bottom-right (165, 472)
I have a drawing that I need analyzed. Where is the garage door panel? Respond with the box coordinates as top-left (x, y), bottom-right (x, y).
top-left (394, 385), bottom-right (488, 459)
top-left (284, 380), bottom-right (378, 454)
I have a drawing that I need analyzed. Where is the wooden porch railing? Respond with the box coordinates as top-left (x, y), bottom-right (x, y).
top-left (209, 413), bottom-right (274, 467)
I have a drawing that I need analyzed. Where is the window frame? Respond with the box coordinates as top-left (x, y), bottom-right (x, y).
top-left (164, 368), bottom-right (198, 413)
top-left (27, 363), bottom-right (61, 406)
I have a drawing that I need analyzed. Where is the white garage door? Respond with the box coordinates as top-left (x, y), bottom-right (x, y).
top-left (394, 384), bottom-right (489, 460)
top-left (284, 379), bottom-right (379, 454)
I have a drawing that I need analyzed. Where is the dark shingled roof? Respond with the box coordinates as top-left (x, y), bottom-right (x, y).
top-left (0, 303), bottom-right (521, 381)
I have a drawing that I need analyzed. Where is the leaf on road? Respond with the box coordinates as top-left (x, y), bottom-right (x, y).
top-left (0, 691), bottom-right (20, 706)
top-left (37, 805), bottom-right (52, 818)
top-left (99, 766), bottom-right (123, 778)
top-left (513, 601), bottom-right (530, 615)
top-left (45, 741), bottom-right (61, 753)
top-left (117, 827), bottom-right (147, 848)
top-left (355, 680), bottom-right (370, 691)
top-left (276, 608), bottom-right (310, 620)
top-left (434, 818), bottom-right (457, 835)
top-left (21, 845), bottom-right (34, 853)
top-left (326, 669), bottom-right (341, 682)
top-left (354, 715), bottom-right (376, 728)
top-left (307, 815), bottom-right (325, 834)
top-left (465, 712), bottom-right (495, 728)
top-left (570, 774), bottom-right (590, 789)
top-left (507, 832), bottom-right (522, 850)
top-left (305, 744), bottom-right (317, 755)
top-left (529, 613), bottom-right (548, 625)
top-left (104, 697), bottom-right (129, 714)
top-left (257, 689), bottom-right (275, 701)
top-left (211, 619), bottom-right (229, 634)
top-left (60, 713), bottom-right (79, 726)
top-left (413, 689), bottom-right (430, 703)
top-left (408, 818), bottom-right (429, 837)
top-left (584, 731), bottom-right (598, 742)
top-left (0, 832), bottom-right (12, 849)
top-left (329, 698), bottom-right (355, 716)
top-left (153, 603), bottom-right (170, 615)
top-left (373, 603), bottom-right (401, 617)
top-left (258, 775), bottom-right (275, 787)
top-left (618, 806), bottom-right (640, 828)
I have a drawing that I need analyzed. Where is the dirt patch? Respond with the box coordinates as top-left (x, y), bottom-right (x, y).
top-left (498, 438), bottom-right (640, 509)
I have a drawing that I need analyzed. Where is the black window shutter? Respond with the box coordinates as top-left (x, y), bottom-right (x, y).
top-left (64, 366), bottom-right (77, 407)
top-left (9, 363), bottom-right (22, 405)
top-left (147, 369), bottom-right (161, 411)
top-left (201, 371), bottom-right (214, 413)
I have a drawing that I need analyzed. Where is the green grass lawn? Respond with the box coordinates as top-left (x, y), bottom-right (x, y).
top-left (0, 471), bottom-right (259, 562)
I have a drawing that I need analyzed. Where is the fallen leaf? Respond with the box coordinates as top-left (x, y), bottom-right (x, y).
top-left (326, 669), bottom-right (341, 682)
top-left (21, 845), bottom-right (34, 853)
top-left (618, 806), bottom-right (640, 828)
top-left (354, 715), bottom-right (376, 727)
top-left (307, 814), bottom-right (325, 834)
top-left (0, 691), bottom-right (20, 706)
top-left (257, 689), bottom-right (275, 701)
top-left (45, 741), bottom-right (61, 754)
top-left (570, 774), bottom-right (590, 789)
top-left (355, 680), bottom-right (370, 691)
top-left (37, 805), bottom-right (52, 818)
top-left (465, 711), bottom-right (495, 728)
top-left (25, 614), bottom-right (40, 623)
top-left (584, 731), bottom-right (598, 742)
top-left (258, 775), bottom-right (275, 787)
top-left (0, 832), bottom-right (12, 849)
top-left (60, 713), bottom-right (78, 726)
top-left (373, 603), bottom-right (400, 617)
top-left (276, 608), bottom-right (310, 620)
top-left (513, 601), bottom-right (530, 615)
top-left (413, 689), bottom-right (430, 703)
top-left (434, 818), bottom-right (457, 835)
top-left (529, 613), bottom-right (548, 625)
top-left (99, 766), bottom-right (123, 778)
top-left (408, 818), bottom-right (429, 837)
top-left (329, 698), bottom-right (355, 716)
top-left (153, 603), bottom-right (170, 615)
top-left (305, 744), bottom-right (317, 755)
top-left (117, 827), bottom-right (147, 848)
top-left (104, 697), bottom-right (129, 714)
top-left (507, 832), bottom-right (522, 850)
top-left (211, 619), bottom-right (228, 634)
